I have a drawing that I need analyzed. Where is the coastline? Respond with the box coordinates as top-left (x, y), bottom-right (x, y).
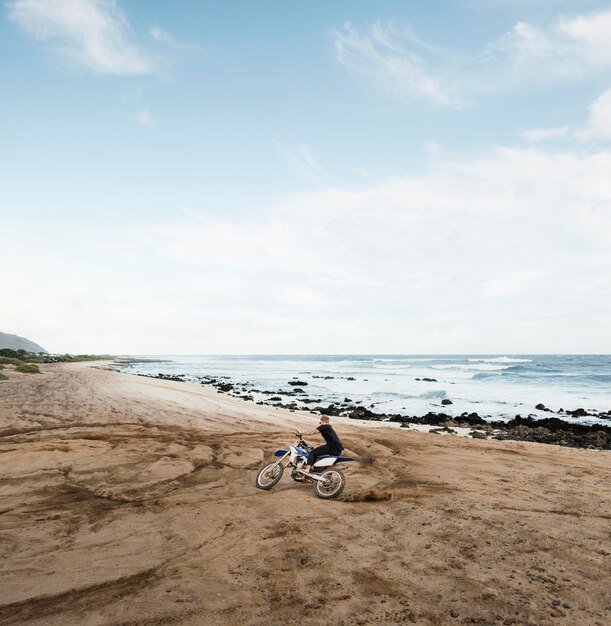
top-left (0, 362), bottom-right (609, 625)
top-left (114, 364), bottom-right (611, 451)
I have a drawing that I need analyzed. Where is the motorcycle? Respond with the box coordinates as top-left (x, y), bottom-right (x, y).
top-left (255, 433), bottom-right (354, 499)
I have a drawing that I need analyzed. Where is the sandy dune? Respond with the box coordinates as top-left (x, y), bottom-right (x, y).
top-left (0, 363), bottom-right (609, 625)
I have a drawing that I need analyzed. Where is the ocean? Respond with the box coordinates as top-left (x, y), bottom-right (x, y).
top-left (118, 354), bottom-right (611, 426)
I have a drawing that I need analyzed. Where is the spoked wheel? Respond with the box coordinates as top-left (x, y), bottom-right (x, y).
top-left (255, 462), bottom-right (284, 490)
top-left (314, 469), bottom-right (345, 499)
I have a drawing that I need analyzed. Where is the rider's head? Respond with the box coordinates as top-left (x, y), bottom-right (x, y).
top-left (320, 416), bottom-right (330, 424)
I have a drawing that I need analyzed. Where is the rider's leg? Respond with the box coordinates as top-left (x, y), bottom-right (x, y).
top-left (305, 444), bottom-right (333, 472)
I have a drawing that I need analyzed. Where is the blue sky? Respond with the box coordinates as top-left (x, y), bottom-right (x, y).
top-left (1, 0), bottom-right (611, 353)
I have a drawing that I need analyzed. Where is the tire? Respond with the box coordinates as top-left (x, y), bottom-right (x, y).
top-left (314, 469), bottom-right (345, 499)
top-left (255, 462), bottom-right (284, 490)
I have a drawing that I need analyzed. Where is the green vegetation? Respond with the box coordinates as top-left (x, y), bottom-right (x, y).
top-left (0, 357), bottom-right (22, 365)
top-left (0, 372), bottom-right (7, 381)
top-left (0, 349), bottom-right (114, 365)
top-left (53, 354), bottom-right (115, 362)
top-left (15, 362), bottom-right (40, 374)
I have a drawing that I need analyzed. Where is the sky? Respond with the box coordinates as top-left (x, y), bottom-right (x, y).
top-left (1, 0), bottom-right (611, 354)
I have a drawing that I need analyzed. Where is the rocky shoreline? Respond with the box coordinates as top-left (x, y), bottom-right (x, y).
top-left (115, 366), bottom-right (611, 451)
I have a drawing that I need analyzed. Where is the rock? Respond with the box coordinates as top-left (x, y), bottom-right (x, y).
top-left (470, 431), bottom-right (487, 439)
top-left (269, 396), bottom-right (282, 401)
top-left (441, 398), bottom-right (453, 405)
top-left (421, 377), bottom-right (437, 382)
top-left (565, 407), bottom-right (591, 417)
top-left (450, 609), bottom-right (459, 618)
top-left (288, 380), bottom-right (307, 386)
top-left (536, 403), bottom-right (552, 412)
top-left (347, 406), bottom-right (380, 420)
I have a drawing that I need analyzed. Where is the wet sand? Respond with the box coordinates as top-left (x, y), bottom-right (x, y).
top-left (0, 362), bottom-right (609, 625)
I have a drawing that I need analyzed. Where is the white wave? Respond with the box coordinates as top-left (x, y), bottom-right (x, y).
top-left (468, 357), bottom-right (532, 363)
top-left (432, 363), bottom-right (512, 371)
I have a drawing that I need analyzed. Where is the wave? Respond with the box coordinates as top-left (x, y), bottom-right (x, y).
top-left (432, 363), bottom-right (512, 372)
top-left (468, 357), bottom-right (532, 363)
top-left (370, 390), bottom-right (447, 400)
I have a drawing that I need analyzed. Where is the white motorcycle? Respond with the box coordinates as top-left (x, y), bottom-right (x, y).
top-left (255, 434), bottom-right (354, 499)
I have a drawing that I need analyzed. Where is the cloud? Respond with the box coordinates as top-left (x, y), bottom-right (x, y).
top-left (521, 126), bottom-right (571, 142)
top-left (556, 10), bottom-right (611, 65)
top-left (135, 106), bottom-right (155, 126)
top-left (149, 26), bottom-right (173, 45)
top-left (485, 11), bottom-right (611, 84)
top-left (335, 10), bottom-right (611, 106)
top-left (8, 0), bottom-right (153, 75)
top-left (124, 145), bottom-right (611, 352)
top-left (4, 146), bottom-right (611, 352)
top-left (576, 88), bottom-right (611, 140)
top-left (523, 88), bottom-right (611, 142)
top-left (275, 142), bottom-right (333, 184)
top-left (334, 21), bottom-right (463, 107)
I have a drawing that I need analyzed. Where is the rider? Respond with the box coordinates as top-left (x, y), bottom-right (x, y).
top-left (298, 415), bottom-right (344, 473)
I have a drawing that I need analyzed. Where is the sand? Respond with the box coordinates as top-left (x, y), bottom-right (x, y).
top-left (0, 362), bottom-right (609, 626)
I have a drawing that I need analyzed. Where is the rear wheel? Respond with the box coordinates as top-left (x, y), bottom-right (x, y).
top-left (255, 462), bottom-right (284, 490)
top-left (314, 469), bottom-right (345, 499)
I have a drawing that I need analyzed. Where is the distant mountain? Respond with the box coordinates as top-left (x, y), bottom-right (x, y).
top-left (0, 332), bottom-right (47, 353)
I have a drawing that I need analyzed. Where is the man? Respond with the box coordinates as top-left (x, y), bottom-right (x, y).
top-left (298, 415), bottom-right (344, 473)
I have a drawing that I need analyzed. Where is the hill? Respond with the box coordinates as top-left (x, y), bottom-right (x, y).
top-left (0, 331), bottom-right (47, 353)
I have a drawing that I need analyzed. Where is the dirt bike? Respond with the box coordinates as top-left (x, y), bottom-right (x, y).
top-left (255, 434), bottom-right (354, 499)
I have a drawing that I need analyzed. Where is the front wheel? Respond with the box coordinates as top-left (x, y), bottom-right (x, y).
top-left (255, 462), bottom-right (284, 490)
top-left (314, 469), bottom-right (345, 499)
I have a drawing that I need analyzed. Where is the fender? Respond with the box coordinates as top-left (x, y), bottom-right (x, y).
top-left (273, 449), bottom-right (288, 457)
top-left (312, 455), bottom-right (355, 467)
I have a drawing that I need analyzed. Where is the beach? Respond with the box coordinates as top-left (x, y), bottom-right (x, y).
top-left (0, 363), bottom-right (609, 626)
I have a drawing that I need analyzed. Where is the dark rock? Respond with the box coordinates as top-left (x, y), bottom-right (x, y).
top-left (422, 377), bottom-right (437, 382)
top-left (470, 431), bottom-right (487, 439)
top-left (288, 380), bottom-right (308, 386)
top-left (347, 377), bottom-right (356, 381)
top-left (347, 406), bottom-right (380, 420)
top-left (441, 398), bottom-right (453, 405)
top-left (269, 396), bottom-right (282, 401)
top-left (536, 403), bottom-right (552, 412)
top-left (156, 373), bottom-right (185, 382)
top-left (565, 407), bottom-right (592, 417)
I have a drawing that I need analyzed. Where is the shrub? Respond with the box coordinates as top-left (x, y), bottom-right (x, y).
top-left (0, 357), bottom-right (22, 365)
top-left (15, 363), bottom-right (40, 374)
top-left (0, 372), bottom-right (7, 381)
top-left (0, 349), bottom-right (27, 360)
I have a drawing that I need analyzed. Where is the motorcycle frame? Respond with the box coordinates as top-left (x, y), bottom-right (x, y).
top-left (269, 439), bottom-right (335, 483)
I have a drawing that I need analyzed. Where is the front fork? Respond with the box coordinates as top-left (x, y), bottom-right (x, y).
top-left (271, 450), bottom-right (290, 470)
